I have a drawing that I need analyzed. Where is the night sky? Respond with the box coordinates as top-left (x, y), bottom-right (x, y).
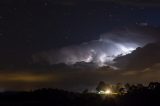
top-left (0, 0), bottom-right (160, 91)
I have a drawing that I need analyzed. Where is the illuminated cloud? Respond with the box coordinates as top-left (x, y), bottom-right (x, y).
top-left (114, 42), bottom-right (160, 70)
top-left (33, 27), bottom-right (157, 68)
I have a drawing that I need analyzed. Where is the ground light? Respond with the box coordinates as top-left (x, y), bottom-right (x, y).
top-left (104, 89), bottom-right (112, 94)
top-left (98, 88), bottom-right (118, 95)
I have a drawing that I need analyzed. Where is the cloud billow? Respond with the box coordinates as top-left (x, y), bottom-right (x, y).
top-left (32, 26), bottom-right (158, 68)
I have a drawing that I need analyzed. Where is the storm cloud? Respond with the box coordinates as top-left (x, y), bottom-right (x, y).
top-left (32, 26), bottom-right (159, 68)
top-left (114, 42), bottom-right (160, 70)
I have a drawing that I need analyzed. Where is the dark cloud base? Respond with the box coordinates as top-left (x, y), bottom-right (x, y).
top-left (114, 42), bottom-right (160, 70)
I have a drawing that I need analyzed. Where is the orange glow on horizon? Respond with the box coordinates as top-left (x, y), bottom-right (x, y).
top-left (0, 72), bottom-right (55, 82)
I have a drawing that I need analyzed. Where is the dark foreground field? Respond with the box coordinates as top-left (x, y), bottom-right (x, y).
top-left (0, 82), bottom-right (160, 106)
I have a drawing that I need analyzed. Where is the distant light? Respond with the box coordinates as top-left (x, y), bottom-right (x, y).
top-left (98, 91), bottom-right (105, 94)
top-left (104, 89), bottom-right (112, 95)
top-left (98, 88), bottom-right (113, 95)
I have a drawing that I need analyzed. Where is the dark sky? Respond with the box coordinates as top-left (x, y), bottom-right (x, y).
top-left (0, 0), bottom-right (160, 91)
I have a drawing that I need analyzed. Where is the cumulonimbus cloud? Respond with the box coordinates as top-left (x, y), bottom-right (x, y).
top-left (32, 26), bottom-right (159, 68)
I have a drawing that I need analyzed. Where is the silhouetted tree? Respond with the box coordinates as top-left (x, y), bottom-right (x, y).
top-left (96, 81), bottom-right (106, 92)
top-left (125, 83), bottom-right (131, 91)
top-left (148, 82), bottom-right (160, 90)
top-left (129, 85), bottom-right (137, 92)
top-left (137, 84), bottom-right (144, 89)
top-left (119, 88), bottom-right (126, 95)
top-left (115, 83), bottom-right (123, 93)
